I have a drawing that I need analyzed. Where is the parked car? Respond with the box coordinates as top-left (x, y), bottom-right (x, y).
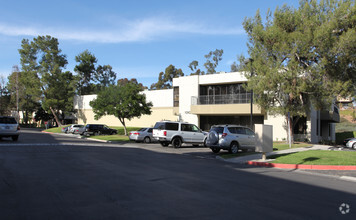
top-left (73, 126), bottom-right (86, 135)
top-left (68, 124), bottom-right (84, 133)
top-left (83, 124), bottom-right (117, 136)
top-left (345, 138), bottom-right (356, 149)
top-left (343, 137), bottom-right (353, 146)
top-left (61, 125), bottom-right (70, 133)
top-left (0, 116), bottom-right (20, 141)
top-left (129, 128), bottom-right (156, 143)
top-left (152, 121), bottom-right (206, 148)
top-left (205, 125), bottom-right (256, 154)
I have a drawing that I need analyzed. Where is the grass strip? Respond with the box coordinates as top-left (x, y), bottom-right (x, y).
top-left (272, 142), bottom-right (311, 151)
top-left (268, 150), bottom-right (356, 165)
top-left (88, 135), bottom-right (130, 142)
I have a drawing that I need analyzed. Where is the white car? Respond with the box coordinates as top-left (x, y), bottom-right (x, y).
top-left (345, 138), bottom-right (356, 149)
top-left (0, 116), bottom-right (20, 141)
top-left (152, 121), bottom-right (206, 148)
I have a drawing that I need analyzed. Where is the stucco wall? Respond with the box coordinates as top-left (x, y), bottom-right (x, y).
top-left (263, 114), bottom-right (288, 141)
top-left (76, 107), bottom-right (177, 127)
top-left (74, 89), bottom-right (176, 127)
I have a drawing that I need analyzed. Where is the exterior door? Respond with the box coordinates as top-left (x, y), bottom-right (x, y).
top-left (191, 125), bottom-right (205, 143)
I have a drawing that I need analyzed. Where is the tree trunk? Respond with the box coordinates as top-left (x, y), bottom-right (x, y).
top-left (119, 117), bottom-right (127, 136)
top-left (50, 107), bottom-right (62, 127)
top-left (286, 114), bottom-right (294, 148)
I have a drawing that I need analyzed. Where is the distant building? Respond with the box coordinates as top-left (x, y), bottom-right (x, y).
top-left (74, 72), bottom-right (340, 143)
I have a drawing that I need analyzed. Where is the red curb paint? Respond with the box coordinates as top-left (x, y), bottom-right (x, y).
top-left (247, 161), bottom-right (356, 170)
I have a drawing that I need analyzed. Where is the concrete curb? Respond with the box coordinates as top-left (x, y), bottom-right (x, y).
top-left (246, 161), bottom-right (356, 170)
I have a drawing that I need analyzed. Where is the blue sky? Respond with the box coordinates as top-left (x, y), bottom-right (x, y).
top-left (0, 0), bottom-right (298, 87)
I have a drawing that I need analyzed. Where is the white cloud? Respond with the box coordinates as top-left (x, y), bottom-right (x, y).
top-left (0, 17), bottom-right (244, 43)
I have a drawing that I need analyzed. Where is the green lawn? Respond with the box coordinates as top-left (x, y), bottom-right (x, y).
top-left (268, 150), bottom-right (356, 165)
top-left (219, 142), bottom-right (311, 159)
top-left (89, 135), bottom-right (130, 142)
top-left (272, 142), bottom-right (311, 151)
top-left (45, 126), bottom-right (67, 133)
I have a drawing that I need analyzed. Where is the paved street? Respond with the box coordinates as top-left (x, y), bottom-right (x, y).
top-left (0, 129), bottom-right (355, 219)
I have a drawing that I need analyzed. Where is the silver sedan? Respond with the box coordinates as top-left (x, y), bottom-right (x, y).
top-left (345, 138), bottom-right (356, 149)
top-left (129, 128), bottom-right (156, 143)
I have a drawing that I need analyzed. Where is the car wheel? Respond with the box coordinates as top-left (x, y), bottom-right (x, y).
top-left (172, 137), bottom-right (182, 148)
top-left (229, 142), bottom-right (239, 154)
top-left (12, 135), bottom-right (19, 141)
top-left (94, 131), bottom-right (100, 136)
top-left (160, 142), bottom-right (169, 147)
top-left (211, 148), bottom-right (220, 153)
top-left (353, 143), bottom-right (356, 150)
top-left (143, 137), bottom-right (151, 143)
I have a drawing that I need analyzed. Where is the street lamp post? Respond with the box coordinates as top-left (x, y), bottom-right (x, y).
top-left (248, 58), bottom-right (254, 131)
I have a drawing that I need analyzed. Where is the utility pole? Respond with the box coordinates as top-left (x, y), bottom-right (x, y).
top-left (12, 65), bottom-right (20, 122)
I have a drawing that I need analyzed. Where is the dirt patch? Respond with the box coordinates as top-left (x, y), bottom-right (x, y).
top-left (342, 115), bottom-right (356, 123)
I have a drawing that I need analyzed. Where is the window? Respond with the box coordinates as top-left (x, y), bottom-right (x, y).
top-left (210, 127), bottom-right (224, 134)
top-left (228, 127), bottom-right (237, 134)
top-left (245, 128), bottom-right (255, 136)
top-left (0, 117), bottom-right (17, 124)
top-left (235, 127), bottom-right (246, 134)
top-left (181, 124), bottom-right (191, 131)
top-left (166, 123), bottom-right (179, 131)
top-left (173, 87), bottom-right (179, 107)
top-left (191, 125), bottom-right (200, 132)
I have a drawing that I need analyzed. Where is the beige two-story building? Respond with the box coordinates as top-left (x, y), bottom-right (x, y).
top-left (74, 71), bottom-right (340, 143)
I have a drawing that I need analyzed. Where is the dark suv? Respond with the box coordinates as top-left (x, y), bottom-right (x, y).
top-left (83, 124), bottom-right (117, 136)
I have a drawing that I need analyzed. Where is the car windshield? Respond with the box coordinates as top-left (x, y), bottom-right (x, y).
top-left (138, 128), bottom-right (146, 131)
top-left (0, 117), bottom-right (17, 124)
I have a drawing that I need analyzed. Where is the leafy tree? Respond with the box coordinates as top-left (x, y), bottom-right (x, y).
top-left (239, 0), bottom-right (356, 144)
top-left (95, 64), bottom-right (117, 89)
top-left (41, 71), bottom-right (77, 124)
top-left (188, 49), bottom-right (224, 75)
top-left (150, 64), bottom-right (184, 90)
top-left (204, 49), bottom-right (223, 74)
top-left (90, 79), bottom-right (153, 135)
top-left (117, 78), bottom-right (146, 90)
top-left (18, 35), bottom-right (77, 126)
top-left (74, 50), bottom-right (98, 95)
top-left (0, 75), bottom-right (11, 115)
top-left (189, 60), bottom-right (204, 75)
top-left (7, 66), bottom-right (41, 124)
top-left (34, 106), bottom-right (53, 123)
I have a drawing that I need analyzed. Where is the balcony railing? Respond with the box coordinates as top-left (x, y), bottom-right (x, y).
top-left (192, 93), bottom-right (252, 105)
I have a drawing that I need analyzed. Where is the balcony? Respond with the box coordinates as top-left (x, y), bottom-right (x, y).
top-left (320, 104), bottom-right (340, 123)
top-left (190, 93), bottom-right (263, 115)
top-left (192, 93), bottom-right (252, 105)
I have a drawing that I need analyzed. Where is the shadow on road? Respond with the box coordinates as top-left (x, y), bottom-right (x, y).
top-left (0, 139), bottom-right (355, 219)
